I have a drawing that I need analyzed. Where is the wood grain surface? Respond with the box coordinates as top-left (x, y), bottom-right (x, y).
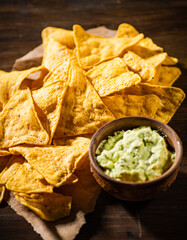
top-left (0, 0), bottom-right (186, 239)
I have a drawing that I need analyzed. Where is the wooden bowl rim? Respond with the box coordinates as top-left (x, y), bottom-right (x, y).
top-left (89, 116), bottom-right (183, 188)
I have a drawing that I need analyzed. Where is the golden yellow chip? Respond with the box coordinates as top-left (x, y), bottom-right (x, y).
top-left (73, 24), bottom-right (144, 70)
top-left (116, 23), bottom-right (140, 38)
top-left (117, 23), bottom-right (163, 54)
top-left (145, 52), bottom-right (168, 67)
top-left (162, 55), bottom-right (178, 65)
top-left (0, 155), bottom-right (24, 185)
top-left (32, 81), bottom-right (68, 144)
top-left (157, 66), bottom-right (181, 86)
top-left (102, 94), bottom-right (161, 118)
top-left (0, 88), bottom-right (49, 148)
top-left (86, 58), bottom-right (141, 97)
top-left (0, 185), bottom-right (5, 204)
top-left (137, 37), bottom-right (163, 53)
top-left (6, 162), bottom-right (53, 193)
top-left (42, 38), bottom-right (74, 71)
top-left (9, 137), bottom-right (90, 187)
top-left (0, 66), bottom-right (43, 108)
top-left (124, 83), bottom-right (185, 123)
top-left (42, 26), bottom-right (75, 49)
top-left (146, 52), bottom-right (178, 67)
top-left (123, 51), bottom-right (159, 84)
top-left (55, 65), bottom-right (115, 138)
top-left (58, 156), bottom-right (101, 213)
top-left (14, 192), bottom-right (72, 221)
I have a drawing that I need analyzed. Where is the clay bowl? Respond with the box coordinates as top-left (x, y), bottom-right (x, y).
top-left (89, 116), bottom-right (183, 201)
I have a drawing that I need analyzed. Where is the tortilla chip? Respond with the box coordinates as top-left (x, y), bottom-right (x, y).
top-left (0, 185), bottom-right (5, 204)
top-left (0, 155), bottom-right (24, 185)
top-left (86, 58), bottom-right (141, 97)
top-left (9, 137), bottom-right (90, 187)
top-left (42, 38), bottom-right (74, 71)
top-left (55, 65), bottom-right (115, 138)
top-left (157, 66), bottom-right (181, 86)
top-left (73, 24), bottom-right (144, 69)
top-left (14, 192), bottom-right (72, 221)
top-left (57, 156), bottom-right (101, 213)
top-left (117, 23), bottom-right (163, 54)
top-left (0, 88), bottom-right (49, 148)
top-left (0, 66), bottom-right (43, 108)
top-left (146, 52), bottom-right (178, 67)
top-left (162, 55), bottom-right (178, 65)
top-left (6, 162), bottom-right (53, 193)
top-left (116, 23), bottom-right (140, 38)
top-left (146, 52), bottom-right (168, 67)
top-left (32, 81), bottom-right (68, 144)
top-left (123, 83), bottom-right (185, 123)
top-left (42, 26), bottom-right (75, 49)
top-left (102, 94), bottom-right (161, 118)
top-left (137, 37), bottom-right (163, 53)
top-left (123, 51), bottom-right (159, 84)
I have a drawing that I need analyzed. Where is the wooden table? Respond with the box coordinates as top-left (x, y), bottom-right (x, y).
top-left (0, 0), bottom-right (186, 239)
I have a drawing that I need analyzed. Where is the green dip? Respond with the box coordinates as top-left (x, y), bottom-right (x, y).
top-left (96, 126), bottom-right (175, 182)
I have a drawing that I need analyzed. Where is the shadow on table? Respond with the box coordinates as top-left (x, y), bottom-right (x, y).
top-left (76, 170), bottom-right (187, 240)
top-left (75, 190), bottom-right (117, 240)
top-left (121, 170), bottom-right (187, 240)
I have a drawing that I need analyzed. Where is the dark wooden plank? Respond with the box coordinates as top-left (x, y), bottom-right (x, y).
top-left (0, 1), bottom-right (186, 239)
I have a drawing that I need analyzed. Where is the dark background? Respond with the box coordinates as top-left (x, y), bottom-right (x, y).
top-left (0, 0), bottom-right (186, 239)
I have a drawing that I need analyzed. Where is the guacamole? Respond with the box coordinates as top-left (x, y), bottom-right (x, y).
top-left (96, 126), bottom-right (175, 182)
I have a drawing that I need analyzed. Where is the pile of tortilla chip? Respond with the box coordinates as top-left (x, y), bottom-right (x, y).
top-left (0, 23), bottom-right (185, 221)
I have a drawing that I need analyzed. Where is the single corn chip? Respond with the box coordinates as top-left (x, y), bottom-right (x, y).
top-left (157, 66), bottom-right (181, 86)
top-left (102, 94), bottom-right (161, 118)
top-left (32, 81), bottom-right (68, 144)
top-left (0, 66), bottom-right (43, 108)
top-left (0, 155), bottom-right (24, 185)
top-left (137, 37), bottom-right (163, 53)
top-left (86, 57), bottom-right (141, 97)
top-left (123, 51), bottom-right (159, 84)
top-left (162, 55), bottom-right (178, 65)
top-left (9, 137), bottom-right (90, 187)
top-left (42, 26), bottom-right (75, 49)
top-left (55, 65), bottom-right (115, 138)
top-left (6, 162), bottom-right (53, 193)
top-left (116, 23), bottom-right (140, 38)
top-left (124, 83), bottom-right (185, 123)
top-left (117, 23), bottom-right (163, 54)
top-left (146, 52), bottom-right (178, 67)
top-left (14, 192), bottom-right (72, 221)
top-left (42, 38), bottom-right (74, 71)
top-left (0, 88), bottom-right (49, 148)
top-left (74, 24), bottom-right (144, 69)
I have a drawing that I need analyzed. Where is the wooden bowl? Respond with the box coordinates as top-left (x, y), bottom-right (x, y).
top-left (89, 117), bottom-right (183, 201)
